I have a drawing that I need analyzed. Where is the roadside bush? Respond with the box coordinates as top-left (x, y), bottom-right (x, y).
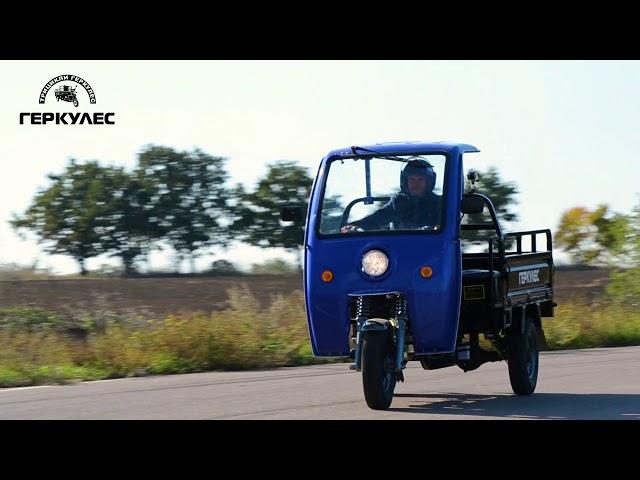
top-left (3, 285), bottom-right (640, 387)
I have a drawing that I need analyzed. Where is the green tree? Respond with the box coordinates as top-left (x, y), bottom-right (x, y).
top-left (629, 202), bottom-right (640, 265)
top-left (137, 145), bottom-right (232, 273)
top-left (208, 259), bottom-right (241, 275)
top-left (556, 205), bottom-right (631, 266)
top-left (461, 166), bottom-right (520, 247)
top-left (232, 161), bottom-right (312, 268)
top-left (11, 160), bottom-right (120, 275)
top-left (604, 201), bottom-right (640, 303)
top-left (101, 173), bottom-right (163, 275)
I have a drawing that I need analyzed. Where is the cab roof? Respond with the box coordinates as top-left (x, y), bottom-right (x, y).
top-left (325, 141), bottom-right (480, 159)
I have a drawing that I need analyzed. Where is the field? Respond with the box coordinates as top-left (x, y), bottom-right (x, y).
top-left (0, 266), bottom-right (633, 387)
top-left (0, 267), bottom-right (611, 316)
top-left (0, 274), bottom-right (304, 317)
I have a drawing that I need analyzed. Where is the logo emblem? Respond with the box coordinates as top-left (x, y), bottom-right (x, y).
top-left (54, 85), bottom-right (79, 107)
top-left (21, 74), bottom-right (114, 125)
top-left (39, 75), bottom-right (96, 106)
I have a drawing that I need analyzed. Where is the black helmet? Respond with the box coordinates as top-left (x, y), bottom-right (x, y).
top-left (400, 158), bottom-right (436, 194)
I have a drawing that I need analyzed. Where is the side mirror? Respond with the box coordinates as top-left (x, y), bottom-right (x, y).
top-left (466, 170), bottom-right (480, 193)
top-left (280, 205), bottom-right (303, 222)
top-left (461, 196), bottom-right (484, 215)
top-left (466, 170), bottom-right (480, 183)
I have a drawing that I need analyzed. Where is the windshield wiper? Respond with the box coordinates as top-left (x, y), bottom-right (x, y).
top-left (350, 145), bottom-right (408, 163)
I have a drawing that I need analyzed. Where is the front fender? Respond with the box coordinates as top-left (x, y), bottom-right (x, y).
top-left (361, 318), bottom-right (395, 332)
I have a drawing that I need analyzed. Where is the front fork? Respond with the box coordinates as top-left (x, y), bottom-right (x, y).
top-left (353, 295), bottom-right (407, 381)
top-left (394, 298), bottom-right (407, 380)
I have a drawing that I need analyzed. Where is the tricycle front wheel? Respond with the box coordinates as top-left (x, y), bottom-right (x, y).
top-left (361, 331), bottom-right (396, 410)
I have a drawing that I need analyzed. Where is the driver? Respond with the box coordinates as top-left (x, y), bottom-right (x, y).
top-left (341, 158), bottom-right (442, 232)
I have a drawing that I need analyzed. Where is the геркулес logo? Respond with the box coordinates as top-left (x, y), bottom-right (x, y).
top-left (20, 74), bottom-right (115, 125)
top-left (42, 74), bottom-right (95, 107)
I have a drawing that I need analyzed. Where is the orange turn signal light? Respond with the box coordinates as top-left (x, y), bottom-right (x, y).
top-left (420, 266), bottom-right (433, 278)
top-left (321, 270), bottom-right (334, 282)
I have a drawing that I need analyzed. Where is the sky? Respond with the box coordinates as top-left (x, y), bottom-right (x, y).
top-left (0, 60), bottom-right (638, 274)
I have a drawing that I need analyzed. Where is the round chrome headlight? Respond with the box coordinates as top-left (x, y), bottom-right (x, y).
top-left (362, 250), bottom-right (389, 277)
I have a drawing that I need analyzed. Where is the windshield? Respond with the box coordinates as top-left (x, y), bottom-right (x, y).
top-left (318, 154), bottom-right (447, 235)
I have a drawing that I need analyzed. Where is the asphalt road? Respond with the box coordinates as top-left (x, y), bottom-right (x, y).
top-left (2, 346), bottom-right (640, 419)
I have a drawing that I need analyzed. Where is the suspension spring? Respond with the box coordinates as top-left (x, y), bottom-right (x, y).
top-left (395, 295), bottom-right (407, 318)
top-left (356, 296), bottom-right (371, 319)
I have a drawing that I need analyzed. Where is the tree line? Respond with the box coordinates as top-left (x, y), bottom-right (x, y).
top-left (11, 145), bottom-right (523, 276)
top-left (11, 145), bottom-right (312, 275)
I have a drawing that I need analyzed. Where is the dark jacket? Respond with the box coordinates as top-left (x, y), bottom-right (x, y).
top-left (352, 192), bottom-right (442, 230)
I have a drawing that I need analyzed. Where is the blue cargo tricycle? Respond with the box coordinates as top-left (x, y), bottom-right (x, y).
top-left (281, 142), bottom-right (555, 410)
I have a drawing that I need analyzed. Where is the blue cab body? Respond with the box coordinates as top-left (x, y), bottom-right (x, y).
top-left (304, 142), bottom-right (479, 357)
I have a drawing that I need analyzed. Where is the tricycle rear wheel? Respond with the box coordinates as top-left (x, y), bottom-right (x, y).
top-left (507, 315), bottom-right (539, 395)
top-left (361, 330), bottom-right (396, 410)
